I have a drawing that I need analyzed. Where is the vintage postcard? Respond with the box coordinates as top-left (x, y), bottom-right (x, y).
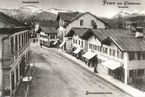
top-left (0, 0), bottom-right (145, 97)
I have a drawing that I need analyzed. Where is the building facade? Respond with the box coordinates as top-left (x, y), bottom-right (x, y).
top-left (0, 27), bottom-right (31, 97)
top-left (39, 27), bottom-right (57, 47)
top-left (81, 28), bottom-right (145, 84)
top-left (59, 12), bottom-right (108, 52)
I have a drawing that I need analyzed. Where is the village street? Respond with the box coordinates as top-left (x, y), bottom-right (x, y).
top-left (27, 43), bottom-right (132, 97)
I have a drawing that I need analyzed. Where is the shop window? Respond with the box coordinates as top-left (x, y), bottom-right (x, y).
top-left (129, 70), bottom-right (134, 77)
top-left (137, 52), bottom-right (141, 60)
top-left (138, 69), bottom-right (144, 76)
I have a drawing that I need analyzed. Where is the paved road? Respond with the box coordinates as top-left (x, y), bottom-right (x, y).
top-left (28, 43), bottom-right (132, 97)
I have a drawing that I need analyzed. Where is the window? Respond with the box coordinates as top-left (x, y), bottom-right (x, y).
top-left (138, 69), bottom-right (144, 76)
top-left (80, 20), bottom-right (84, 26)
top-left (98, 46), bottom-right (102, 52)
top-left (142, 53), bottom-right (145, 60)
top-left (137, 52), bottom-right (141, 60)
top-left (91, 20), bottom-right (95, 26)
top-left (76, 40), bottom-right (77, 44)
top-left (16, 66), bottom-right (19, 84)
top-left (22, 33), bottom-right (24, 46)
top-left (50, 35), bottom-right (55, 39)
top-left (109, 49), bottom-right (116, 57)
top-left (11, 72), bottom-right (15, 90)
top-left (117, 49), bottom-right (124, 59)
top-left (95, 45), bottom-right (97, 50)
top-left (103, 47), bottom-right (108, 54)
top-left (19, 34), bottom-right (21, 49)
top-left (10, 36), bottom-right (14, 54)
top-left (129, 70), bottom-right (134, 77)
top-left (129, 52), bottom-right (134, 61)
top-left (73, 39), bottom-right (75, 43)
top-left (15, 35), bottom-right (18, 51)
top-left (79, 40), bottom-right (80, 45)
top-left (81, 40), bottom-right (83, 47)
top-left (89, 44), bottom-right (93, 49)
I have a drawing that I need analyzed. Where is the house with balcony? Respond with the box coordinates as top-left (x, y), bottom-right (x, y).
top-left (39, 27), bottom-right (57, 47)
top-left (0, 12), bottom-right (31, 97)
top-left (65, 27), bottom-right (89, 58)
top-left (81, 28), bottom-right (145, 84)
top-left (58, 11), bottom-right (108, 52)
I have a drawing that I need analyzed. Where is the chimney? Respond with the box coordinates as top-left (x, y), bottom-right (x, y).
top-left (135, 27), bottom-right (144, 38)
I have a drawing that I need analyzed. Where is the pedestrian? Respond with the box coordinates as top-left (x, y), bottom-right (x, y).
top-left (40, 43), bottom-right (42, 47)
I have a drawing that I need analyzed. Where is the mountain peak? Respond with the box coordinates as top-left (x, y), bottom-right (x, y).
top-left (47, 8), bottom-right (73, 14)
top-left (112, 10), bottom-right (145, 18)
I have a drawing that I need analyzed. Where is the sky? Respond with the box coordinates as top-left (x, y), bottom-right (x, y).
top-left (0, 0), bottom-right (145, 18)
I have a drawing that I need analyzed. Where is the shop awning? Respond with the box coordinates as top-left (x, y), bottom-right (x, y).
top-left (73, 47), bottom-right (81, 54)
top-left (101, 60), bottom-right (121, 70)
top-left (39, 38), bottom-right (48, 41)
top-left (82, 51), bottom-right (97, 60)
top-left (59, 39), bottom-right (67, 48)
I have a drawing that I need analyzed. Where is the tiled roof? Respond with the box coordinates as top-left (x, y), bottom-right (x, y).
top-left (41, 27), bottom-right (57, 34)
top-left (0, 27), bottom-right (31, 35)
top-left (66, 27), bottom-right (89, 37)
top-left (57, 12), bottom-right (79, 22)
top-left (0, 12), bottom-right (25, 28)
top-left (40, 21), bottom-right (59, 28)
top-left (82, 29), bottom-right (132, 41)
top-left (103, 37), bottom-right (145, 52)
top-left (82, 28), bottom-right (145, 51)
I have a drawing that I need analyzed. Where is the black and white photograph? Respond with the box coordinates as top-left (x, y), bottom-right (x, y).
top-left (0, 0), bottom-right (145, 97)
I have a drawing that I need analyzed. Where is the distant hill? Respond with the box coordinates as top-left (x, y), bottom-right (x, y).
top-left (36, 11), bottom-right (57, 21)
top-left (0, 6), bottom-right (72, 22)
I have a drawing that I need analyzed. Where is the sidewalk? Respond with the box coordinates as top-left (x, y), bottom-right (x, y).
top-left (15, 64), bottom-right (35, 97)
top-left (53, 48), bottom-right (145, 97)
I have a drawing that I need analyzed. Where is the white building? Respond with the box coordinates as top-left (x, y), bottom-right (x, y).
top-left (58, 12), bottom-right (108, 52)
top-left (81, 28), bottom-right (145, 84)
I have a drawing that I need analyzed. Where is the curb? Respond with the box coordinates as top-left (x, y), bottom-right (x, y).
top-left (52, 49), bottom-right (134, 97)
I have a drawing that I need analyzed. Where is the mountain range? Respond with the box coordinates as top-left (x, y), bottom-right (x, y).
top-left (0, 6), bottom-right (145, 28)
top-left (0, 6), bottom-right (73, 21)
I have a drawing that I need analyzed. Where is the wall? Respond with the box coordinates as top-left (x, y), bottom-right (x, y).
top-left (66, 13), bottom-right (106, 34)
top-left (1, 29), bottom-right (30, 96)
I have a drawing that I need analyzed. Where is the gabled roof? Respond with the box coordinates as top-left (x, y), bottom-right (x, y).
top-left (102, 36), bottom-right (145, 52)
top-left (41, 27), bottom-right (57, 34)
top-left (40, 21), bottom-right (59, 28)
top-left (0, 12), bottom-right (25, 28)
top-left (82, 29), bottom-right (132, 41)
top-left (64, 12), bottom-right (108, 27)
top-left (0, 27), bottom-right (31, 36)
top-left (57, 12), bottom-right (80, 22)
top-left (66, 27), bottom-right (89, 37)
